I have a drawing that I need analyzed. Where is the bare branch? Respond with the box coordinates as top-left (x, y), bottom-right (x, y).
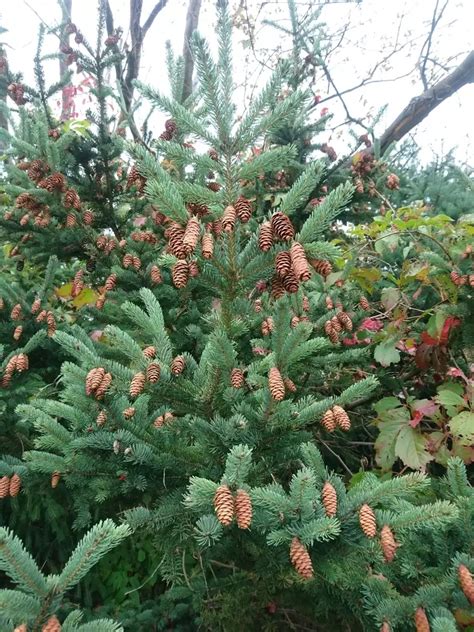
top-left (142, 0), bottom-right (168, 37)
top-left (418, 0), bottom-right (449, 90)
top-left (182, 0), bottom-right (202, 102)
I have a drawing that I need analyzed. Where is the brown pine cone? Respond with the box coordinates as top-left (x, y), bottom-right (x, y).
top-left (235, 489), bottom-right (252, 529)
top-left (0, 297), bottom-right (3, 310)
top-left (450, 270), bottom-right (465, 286)
top-left (146, 363), bottom-right (161, 383)
top-left (333, 405), bottom-right (351, 431)
top-left (123, 407), bottom-right (136, 419)
top-left (166, 223), bottom-right (187, 259)
top-left (321, 409), bottom-right (336, 432)
top-left (380, 525), bottom-right (398, 562)
top-left (123, 253), bottom-right (133, 268)
top-left (183, 217), bottom-right (201, 253)
top-left (130, 372), bottom-right (146, 398)
top-left (222, 205), bottom-right (236, 232)
top-left (96, 410), bottom-right (107, 427)
top-left (132, 255), bottom-right (141, 270)
top-left (86, 368), bottom-right (106, 395)
top-left (14, 625), bottom-right (28, 632)
top-left (337, 311), bottom-right (353, 332)
top-left (212, 220), bottom-right (223, 236)
top-left (143, 346), bottom-right (156, 359)
top-left (10, 303), bottom-right (22, 320)
top-left (254, 298), bottom-right (262, 313)
top-left (380, 622), bottom-right (391, 632)
top-left (359, 296), bottom-right (370, 310)
top-left (65, 212), bottom-right (77, 228)
top-left (271, 212), bottom-right (294, 241)
top-left (359, 504), bottom-right (377, 538)
top-left (51, 472), bottom-right (61, 488)
top-left (0, 476), bottom-right (10, 498)
top-left (282, 270), bottom-right (299, 293)
top-left (321, 481), bottom-right (337, 517)
top-left (386, 173), bottom-right (400, 190)
top-left (46, 313), bottom-right (57, 337)
top-left (208, 148), bottom-right (218, 161)
top-left (290, 537), bottom-right (313, 580)
top-left (468, 274), bottom-right (474, 287)
top-left (258, 222), bottom-right (274, 252)
top-left (9, 473), bottom-right (21, 497)
top-left (291, 316), bottom-right (300, 328)
top-left (31, 297), bottom-right (41, 314)
top-left (302, 296), bottom-right (310, 312)
top-left (207, 181), bottom-right (221, 192)
top-left (325, 295), bottom-right (334, 309)
top-left (324, 321), bottom-right (339, 344)
top-left (458, 564), bottom-right (474, 605)
top-left (172, 261), bottom-right (189, 288)
top-left (64, 188), bottom-right (81, 209)
top-left (414, 607), bottom-right (430, 632)
top-left (150, 265), bottom-right (163, 285)
top-left (171, 355), bottom-right (185, 375)
top-left (104, 274), bottom-right (117, 291)
top-left (311, 259), bottom-right (332, 277)
top-left (290, 242), bottom-right (311, 281)
top-left (230, 368), bottom-right (245, 388)
top-left (275, 251), bottom-right (292, 278)
top-left (13, 325), bottom-right (23, 341)
top-left (188, 260), bottom-right (199, 277)
top-left (234, 196), bottom-right (252, 223)
top-left (153, 412), bottom-right (174, 428)
top-left (271, 275), bottom-right (286, 298)
top-left (330, 315), bottom-right (342, 333)
top-left (261, 317), bottom-right (274, 336)
top-left (268, 367), bottom-right (285, 401)
top-left (41, 615), bottom-right (61, 632)
top-left (214, 484), bottom-right (234, 526)
top-left (95, 372), bottom-right (112, 400)
top-left (284, 377), bottom-right (296, 393)
top-left (16, 354), bottom-right (29, 372)
top-left (82, 209), bottom-right (94, 225)
top-left (202, 232), bottom-right (214, 259)
top-left (38, 172), bottom-right (66, 192)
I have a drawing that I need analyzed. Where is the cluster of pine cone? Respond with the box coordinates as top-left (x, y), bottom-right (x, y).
top-left (0, 473), bottom-right (21, 498)
top-left (321, 405), bottom-right (351, 431)
top-left (85, 367), bottom-right (112, 400)
top-left (451, 270), bottom-right (474, 287)
top-left (0, 294), bottom-right (56, 359)
top-left (214, 484), bottom-right (252, 529)
top-left (1, 352), bottom-right (28, 387)
top-left (324, 308), bottom-right (353, 344)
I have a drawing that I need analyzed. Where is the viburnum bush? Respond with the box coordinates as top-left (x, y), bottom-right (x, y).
top-left (0, 3), bottom-right (473, 632)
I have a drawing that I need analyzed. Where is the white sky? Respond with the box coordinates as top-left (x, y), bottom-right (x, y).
top-left (1, 0), bottom-right (473, 166)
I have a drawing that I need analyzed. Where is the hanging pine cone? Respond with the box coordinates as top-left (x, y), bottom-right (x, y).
top-left (130, 372), bottom-right (146, 398)
top-left (95, 372), bottom-right (112, 400)
top-left (123, 253), bottom-right (133, 269)
top-left (13, 625), bottom-right (27, 632)
top-left (414, 607), bottom-right (430, 632)
top-left (82, 209), bottom-right (94, 225)
top-left (469, 274), bottom-right (474, 287)
top-left (450, 270), bottom-right (465, 286)
top-left (9, 473), bottom-right (21, 497)
top-left (458, 564), bottom-right (474, 604)
top-left (96, 410), bottom-right (107, 427)
top-left (201, 232), bottom-right (214, 259)
top-left (290, 537), bottom-right (313, 580)
top-left (321, 481), bottom-right (337, 517)
top-left (324, 321), bottom-right (339, 344)
top-left (291, 315), bottom-right (300, 328)
top-left (325, 295), bottom-right (334, 309)
top-left (64, 188), bottom-right (81, 210)
top-left (0, 297), bottom-right (3, 309)
top-left (284, 377), bottom-right (296, 393)
top-left (212, 220), bottom-right (223, 236)
top-left (71, 270), bottom-right (84, 297)
top-left (254, 298), bottom-right (262, 313)
top-left (31, 297), bottom-right (41, 314)
top-left (214, 484), bottom-right (234, 526)
top-left (41, 615), bottom-right (61, 632)
top-left (172, 261), bottom-right (189, 288)
top-left (13, 325), bottom-right (23, 341)
top-left (165, 223), bottom-right (186, 258)
top-left (271, 275), bottom-right (286, 298)
top-left (146, 363), bottom-right (161, 383)
top-left (337, 311), bottom-right (353, 332)
top-left (208, 148), bottom-right (218, 161)
top-left (150, 265), bottom-right (163, 285)
top-left (359, 504), bottom-right (377, 538)
top-left (132, 255), bottom-right (141, 270)
top-left (16, 354), bottom-right (29, 372)
top-left (207, 181), bottom-right (221, 192)
top-left (261, 316), bottom-right (274, 336)
top-left (46, 312), bottom-right (56, 337)
top-left (268, 367), bottom-right (285, 401)
top-left (330, 315), bottom-right (342, 333)
top-left (51, 471), bottom-right (61, 488)
top-left (143, 346), bottom-right (156, 359)
top-left (0, 476), bottom-right (10, 498)
top-left (333, 405), bottom-right (351, 430)
top-left (311, 259), bottom-right (332, 277)
top-left (123, 407), bottom-right (136, 419)
top-left (171, 355), bottom-right (185, 375)
top-left (153, 412), bottom-right (174, 428)
top-left (282, 270), bottom-right (299, 293)
top-left (234, 196), bottom-right (252, 222)
top-left (386, 173), bottom-right (400, 190)
top-left (321, 409), bottom-right (336, 432)
top-left (290, 242), bottom-right (311, 281)
top-left (104, 274), bottom-right (117, 291)
top-left (188, 261), bottom-right (199, 277)
top-left (302, 296), bottom-right (310, 312)
top-left (258, 221), bottom-right (274, 252)
top-left (380, 622), bottom-right (390, 632)
top-left (38, 172), bottom-right (66, 192)
top-left (275, 251), bottom-right (292, 278)
top-left (380, 525), bottom-right (397, 562)
top-left (86, 368), bottom-right (105, 395)
top-left (359, 296), bottom-right (370, 310)
top-left (235, 489), bottom-right (252, 529)
top-left (271, 212), bottom-right (294, 241)
top-left (230, 368), bottom-right (245, 388)
top-left (10, 303), bottom-right (22, 320)
top-left (222, 205), bottom-right (236, 232)
top-left (183, 216), bottom-right (201, 253)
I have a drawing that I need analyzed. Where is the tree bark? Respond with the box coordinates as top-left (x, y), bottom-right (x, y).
top-left (182, 0), bottom-right (202, 102)
top-left (0, 48), bottom-right (8, 141)
top-left (378, 50), bottom-right (474, 155)
top-left (59, 0), bottom-right (73, 120)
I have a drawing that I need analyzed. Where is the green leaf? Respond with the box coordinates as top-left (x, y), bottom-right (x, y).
top-left (436, 390), bottom-right (466, 410)
top-left (449, 412), bottom-right (474, 446)
top-left (380, 287), bottom-right (401, 311)
top-left (373, 397), bottom-right (402, 414)
top-left (374, 414), bottom-right (408, 470)
top-left (394, 426), bottom-right (433, 470)
top-left (374, 340), bottom-right (401, 367)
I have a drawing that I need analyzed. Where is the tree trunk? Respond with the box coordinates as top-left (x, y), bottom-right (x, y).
top-left (59, 0), bottom-right (73, 120)
top-left (182, 0), bottom-right (202, 102)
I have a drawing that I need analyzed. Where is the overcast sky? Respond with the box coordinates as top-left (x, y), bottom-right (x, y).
top-left (1, 0), bottom-right (473, 166)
